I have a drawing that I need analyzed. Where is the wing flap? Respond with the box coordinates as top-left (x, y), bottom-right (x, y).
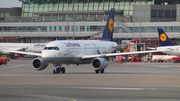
top-left (81, 49), bottom-right (169, 59)
top-left (2, 50), bottom-right (42, 57)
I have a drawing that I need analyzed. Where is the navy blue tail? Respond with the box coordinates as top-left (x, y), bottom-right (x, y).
top-left (100, 8), bottom-right (115, 41)
top-left (157, 27), bottom-right (174, 46)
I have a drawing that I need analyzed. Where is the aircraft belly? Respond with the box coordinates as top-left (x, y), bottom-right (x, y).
top-left (43, 57), bottom-right (91, 64)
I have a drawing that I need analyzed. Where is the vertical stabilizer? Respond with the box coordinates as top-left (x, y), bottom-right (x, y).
top-left (100, 8), bottom-right (115, 41)
top-left (157, 27), bottom-right (174, 46)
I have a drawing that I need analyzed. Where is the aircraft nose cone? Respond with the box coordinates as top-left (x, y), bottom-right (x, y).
top-left (42, 50), bottom-right (54, 63)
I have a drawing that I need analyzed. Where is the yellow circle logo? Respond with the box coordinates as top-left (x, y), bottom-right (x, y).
top-left (109, 18), bottom-right (113, 32)
top-left (160, 33), bottom-right (167, 41)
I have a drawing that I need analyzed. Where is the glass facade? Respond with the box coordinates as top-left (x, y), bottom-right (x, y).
top-left (1, 25), bottom-right (180, 33)
top-left (5, 15), bottom-right (108, 22)
top-left (154, 0), bottom-right (180, 5)
top-left (150, 10), bottom-right (176, 18)
top-left (21, 0), bottom-right (154, 17)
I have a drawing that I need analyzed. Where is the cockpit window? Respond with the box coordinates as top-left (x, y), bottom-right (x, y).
top-left (44, 47), bottom-right (48, 50)
top-left (48, 47), bottom-right (53, 50)
top-left (54, 47), bottom-right (59, 50)
top-left (44, 46), bottom-right (60, 50)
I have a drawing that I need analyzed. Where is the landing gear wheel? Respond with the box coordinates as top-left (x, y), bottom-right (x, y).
top-left (53, 70), bottom-right (56, 74)
top-left (57, 68), bottom-right (60, 74)
top-left (100, 70), bottom-right (104, 73)
top-left (95, 70), bottom-right (99, 74)
top-left (56, 70), bottom-right (59, 74)
top-left (53, 64), bottom-right (66, 74)
top-left (61, 67), bottom-right (65, 74)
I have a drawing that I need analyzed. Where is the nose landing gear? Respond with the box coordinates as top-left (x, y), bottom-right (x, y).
top-left (53, 64), bottom-right (66, 74)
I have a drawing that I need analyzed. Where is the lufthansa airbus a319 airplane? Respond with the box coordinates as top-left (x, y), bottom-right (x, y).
top-left (3, 8), bottom-right (167, 74)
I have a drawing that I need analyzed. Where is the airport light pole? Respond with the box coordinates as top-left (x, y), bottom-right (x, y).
top-left (133, 3), bottom-right (135, 40)
top-left (73, 13), bottom-right (75, 40)
top-left (73, 0), bottom-right (75, 40)
top-left (67, 1), bottom-right (69, 40)
top-left (139, 0), bottom-right (141, 43)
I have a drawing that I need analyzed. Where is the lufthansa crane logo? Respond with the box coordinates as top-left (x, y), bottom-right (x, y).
top-left (160, 33), bottom-right (167, 41)
top-left (109, 18), bottom-right (113, 32)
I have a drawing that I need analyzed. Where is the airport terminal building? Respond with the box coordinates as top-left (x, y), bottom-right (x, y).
top-left (1, 0), bottom-right (180, 47)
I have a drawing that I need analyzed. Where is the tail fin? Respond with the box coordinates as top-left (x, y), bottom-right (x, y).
top-left (100, 8), bottom-right (115, 41)
top-left (157, 27), bottom-right (174, 46)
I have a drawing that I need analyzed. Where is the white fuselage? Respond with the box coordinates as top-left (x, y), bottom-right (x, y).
top-left (0, 43), bottom-right (46, 54)
top-left (156, 46), bottom-right (180, 56)
top-left (42, 40), bottom-right (118, 64)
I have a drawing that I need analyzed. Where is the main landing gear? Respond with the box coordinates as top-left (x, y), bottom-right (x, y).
top-left (53, 64), bottom-right (65, 74)
top-left (95, 70), bottom-right (104, 74)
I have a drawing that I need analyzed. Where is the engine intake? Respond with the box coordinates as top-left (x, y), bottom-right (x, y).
top-left (92, 58), bottom-right (109, 71)
top-left (32, 57), bottom-right (49, 70)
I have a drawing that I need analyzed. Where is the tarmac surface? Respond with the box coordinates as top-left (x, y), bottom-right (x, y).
top-left (0, 58), bottom-right (180, 101)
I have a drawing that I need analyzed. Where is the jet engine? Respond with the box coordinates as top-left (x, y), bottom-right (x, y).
top-left (32, 57), bottom-right (49, 70)
top-left (92, 58), bottom-right (109, 71)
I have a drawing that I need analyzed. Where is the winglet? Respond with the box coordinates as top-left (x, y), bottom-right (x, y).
top-left (100, 8), bottom-right (115, 41)
top-left (157, 27), bottom-right (174, 46)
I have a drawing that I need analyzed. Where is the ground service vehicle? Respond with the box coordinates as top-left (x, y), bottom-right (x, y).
top-left (172, 57), bottom-right (180, 63)
top-left (0, 58), bottom-right (7, 65)
top-left (151, 55), bottom-right (177, 62)
top-left (1, 55), bottom-right (10, 61)
top-left (129, 56), bottom-right (141, 62)
top-left (117, 56), bottom-right (125, 62)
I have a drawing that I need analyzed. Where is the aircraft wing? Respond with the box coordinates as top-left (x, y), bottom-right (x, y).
top-left (114, 43), bottom-right (145, 48)
top-left (2, 50), bottom-right (42, 57)
top-left (17, 47), bottom-right (28, 51)
top-left (81, 49), bottom-right (169, 59)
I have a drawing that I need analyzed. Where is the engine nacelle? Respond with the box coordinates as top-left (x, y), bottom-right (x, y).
top-left (32, 57), bottom-right (49, 70)
top-left (92, 58), bottom-right (109, 71)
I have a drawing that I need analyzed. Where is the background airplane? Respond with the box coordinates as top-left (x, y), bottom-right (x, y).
top-left (0, 43), bottom-right (46, 58)
top-left (156, 27), bottom-right (180, 56)
top-left (0, 43), bottom-right (46, 53)
top-left (2, 8), bottom-right (167, 74)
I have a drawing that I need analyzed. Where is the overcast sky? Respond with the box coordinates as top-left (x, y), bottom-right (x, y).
top-left (0, 0), bottom-right (22, 8)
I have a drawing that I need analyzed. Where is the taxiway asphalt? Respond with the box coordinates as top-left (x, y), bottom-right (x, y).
top-left (0, 58), bottom-right (180, 101)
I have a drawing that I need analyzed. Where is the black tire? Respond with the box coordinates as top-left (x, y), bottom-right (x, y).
top-left (53, 70), bottom-right (56, 74)
top-left (56, 68), bottom-right (60, 74)
top-left (95, 70), bottom-right (99, 74)
top-left (56, 70), bottom-right (59, 74)
top-left (57, 70), bottom-right (60, 74)
top-left (0, 62), bottom-right (2, 65)
top-left (100, 70), bottom-right (104, 73)
top-left (61, 67), bottom-right (65, 74)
